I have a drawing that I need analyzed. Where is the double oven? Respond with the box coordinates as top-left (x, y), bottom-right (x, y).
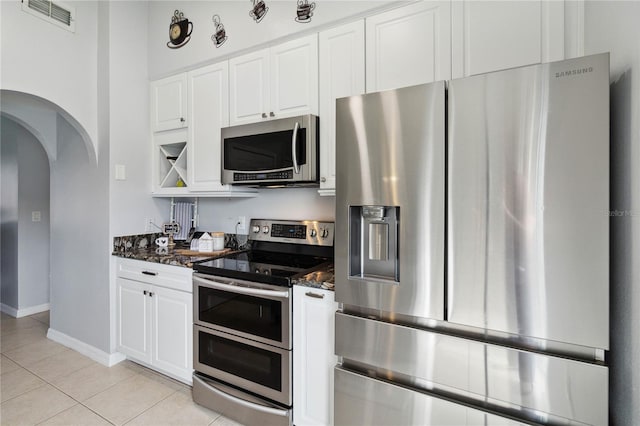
top-left (192, 219), bottom-right (334, 426)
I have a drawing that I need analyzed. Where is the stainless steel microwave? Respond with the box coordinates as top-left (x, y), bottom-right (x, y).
top-left (221, 115), bottom-right (319, 187)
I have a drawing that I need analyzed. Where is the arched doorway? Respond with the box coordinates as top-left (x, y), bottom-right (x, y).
top-left (1, 116), bottom-right (51, 318)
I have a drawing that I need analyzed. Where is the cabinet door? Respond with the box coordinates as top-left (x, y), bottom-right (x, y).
top-left (293, 286), bottom-right (338, 426)
top-left (117, 278), bottom-right (152, 364)
top-left (229, 49), bottom-right (270, 125)
top-left (188, 63), bottom-right (231, 192)
top-left (318, 21), bottom-right (365, 195)
top-left (366, 2), bottom-right (451, 92)
top-left (151, 285), bottom-right (193, 382)
top-left (451, 0), bottom-right (565, 78)
top-left (270, 34), bottom-right (319, 119)
top-left (151, 74), bottom-right (187, 132)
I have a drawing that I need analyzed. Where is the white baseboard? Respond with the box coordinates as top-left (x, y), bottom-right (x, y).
top-left (1, 303), bottom-right (19, 317)
top-left (47, 328), bottom-right (126, 367)
top-left (1, 302), bottom-right (50, 318)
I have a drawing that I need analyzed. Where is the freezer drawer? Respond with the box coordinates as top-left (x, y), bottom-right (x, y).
top-left (335, 81), bottom-right (445, 321)
top-left (335, 313), bottom-right (608, 425)
top-left (447, 53), bottom-right (609, 350)
top-left (334, 367), bottom-right (527, 426)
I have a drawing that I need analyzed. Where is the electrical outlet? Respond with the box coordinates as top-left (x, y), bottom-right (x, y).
top-left (144, 217), bottom-right (155, 233)
top-left (237, 216), bottom-right (247, 232)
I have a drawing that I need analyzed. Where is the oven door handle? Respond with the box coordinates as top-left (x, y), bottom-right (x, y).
top-left (194, 375), bottom-right (289, 418)
top-left (291, 121), bottom-right (300, 174)
top-left (194, 275), bottom-right (290, 299)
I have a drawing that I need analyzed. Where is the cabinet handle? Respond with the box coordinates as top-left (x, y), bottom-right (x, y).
top-left (143, 290), bottom-right (148, 296)
top-left (261, 113), bottom-right (268, 118)
top-left (305, 291), bottom-right (324, 299)
top-left (321, 177), bottom-right (327, 183)
top-left (149, 292), bottom-right (154, 297)
top-left (269, 111), bottom-right (275, 117)
top-left (180, 117), bottom-right (185, 123)
top-left (142, 271), bottom-right (157, 276)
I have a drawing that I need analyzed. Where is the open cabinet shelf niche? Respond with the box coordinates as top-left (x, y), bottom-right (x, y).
top-left (158, 142), bottom-right (188, 189)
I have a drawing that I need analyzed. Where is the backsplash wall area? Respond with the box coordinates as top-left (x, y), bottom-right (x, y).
top-left (196, 188), bottom-right (335, 233)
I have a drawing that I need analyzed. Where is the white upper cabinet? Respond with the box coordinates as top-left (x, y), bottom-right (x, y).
top-left (187, 62), bottom-right (231, 192)
top-left (318, 21), bottom-right (365, 195)
top-left (229, 49), bottom-right (270, 126)
top-left (229, 34), bottom-right (318, 125)
top-left (366, 1), bottom-right (452, 92)
top-left (451, 0), bottom-right (565, 78)
top-left (270, 35), bottom-right (319, 118)
top-left (151, 74), bottom-right (188, 132)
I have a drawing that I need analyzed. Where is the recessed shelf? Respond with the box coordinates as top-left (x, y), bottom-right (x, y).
top-left (158, 142), bottom-right (188, 189)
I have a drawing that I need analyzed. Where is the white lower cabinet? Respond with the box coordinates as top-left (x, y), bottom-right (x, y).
top-left (293, 286), bottom-right (338, 426)
top-left (116, 259), bottom-right (193, 384)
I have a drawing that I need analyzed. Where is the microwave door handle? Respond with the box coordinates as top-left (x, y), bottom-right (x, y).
top-left (291, 121), bottom-right (300, 174)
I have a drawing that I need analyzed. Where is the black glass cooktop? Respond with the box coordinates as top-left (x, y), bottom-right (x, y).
top-left (193, 250), bottom-right (331, 287)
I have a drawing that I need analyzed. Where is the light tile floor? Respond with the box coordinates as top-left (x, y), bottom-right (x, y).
top-left (0, 312), bottom-right (244, 426)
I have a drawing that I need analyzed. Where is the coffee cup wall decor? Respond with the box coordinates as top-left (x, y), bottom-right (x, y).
top-left (295, 0), bottom-right (315, 23)
top-left (211, 14), bottom-right (228, 48)
top-left (167, 9), bottom-right (193, 49)
top-left (249, 0), bottom-right (268, 23)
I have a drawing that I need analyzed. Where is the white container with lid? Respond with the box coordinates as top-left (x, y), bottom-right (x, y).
top-left (212, 232), bottom-right (225, 251)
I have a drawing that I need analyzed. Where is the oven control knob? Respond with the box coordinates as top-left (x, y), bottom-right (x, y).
top-left (309, 229), bottom-right (317, 238)
top-left (320, 229), bottom-right (330, 239)
top-left (262, 226), bottom-right (270, 234)
top-left (252, 225), bottom-right (260, 233)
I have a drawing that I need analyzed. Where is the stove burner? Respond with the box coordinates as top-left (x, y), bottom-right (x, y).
top-left (193, 219), bottom-right (334, 287)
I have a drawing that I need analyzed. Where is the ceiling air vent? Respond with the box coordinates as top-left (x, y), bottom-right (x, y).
top-left (22, 0), bottom-right (75, 33)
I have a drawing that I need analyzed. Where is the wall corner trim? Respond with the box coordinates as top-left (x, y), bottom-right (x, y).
top-left (47, 328), bottom-right (127, 367)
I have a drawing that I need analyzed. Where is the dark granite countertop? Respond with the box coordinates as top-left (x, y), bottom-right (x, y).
top-left (112, 233), bottom-right (229, 268)
top-left (293, 263), bottom-right (335, 291)
top-left (113, 233), bottom-right (336, 284)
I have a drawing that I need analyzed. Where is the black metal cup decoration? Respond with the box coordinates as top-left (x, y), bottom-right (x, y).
top-left (211, 14), bottom-right (228, 48)
top-left (167, 10), bottom-right (193, 49)
top-left (295, 0), bottom-right (315, 23)
top-left (249, 0), bottom-right (268, 23)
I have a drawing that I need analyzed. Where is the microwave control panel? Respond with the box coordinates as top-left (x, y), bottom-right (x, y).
top-left (233, 170), bottom-right (293, 182)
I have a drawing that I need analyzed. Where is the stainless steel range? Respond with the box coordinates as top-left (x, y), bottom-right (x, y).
top-left (191, 219), bottom-right (334, 426)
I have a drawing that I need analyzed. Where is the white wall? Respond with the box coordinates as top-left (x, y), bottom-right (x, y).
top-left (0, 1), bottom-right (99, 157)
top-left (1, 121), bottom-right (19, 310)
top-left (197, 188), bottom-right (335, 233)
top-left (17, 121), bottom-right (50, 310)
top-left (49, 113), bottom-right (111, 352)
top-left (584, 2), bottom-right (640, 424)
top-left (148, 0), bottom-right (397, 79)
top-left (109, 1), bottom-right (170, 238)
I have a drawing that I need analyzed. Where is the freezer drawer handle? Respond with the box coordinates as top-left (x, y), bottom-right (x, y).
top-left (195, 375), bottom-right (288, 418)
top-left (305, 291), bottom-right (325, 299)
top-left (142, 271), bottom-right (157, 276)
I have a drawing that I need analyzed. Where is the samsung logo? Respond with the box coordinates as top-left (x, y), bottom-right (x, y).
top-left (555, 67), bottom-right (593, 78)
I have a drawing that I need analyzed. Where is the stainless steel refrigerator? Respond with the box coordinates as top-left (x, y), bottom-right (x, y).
top-left (334, 53), bottom-right (609, 425)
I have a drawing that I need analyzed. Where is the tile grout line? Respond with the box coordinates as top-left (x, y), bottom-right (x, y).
top-left (120, 388), bottom-right (182, 425)
top-left (17, 362), bottom-right (119, 426)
